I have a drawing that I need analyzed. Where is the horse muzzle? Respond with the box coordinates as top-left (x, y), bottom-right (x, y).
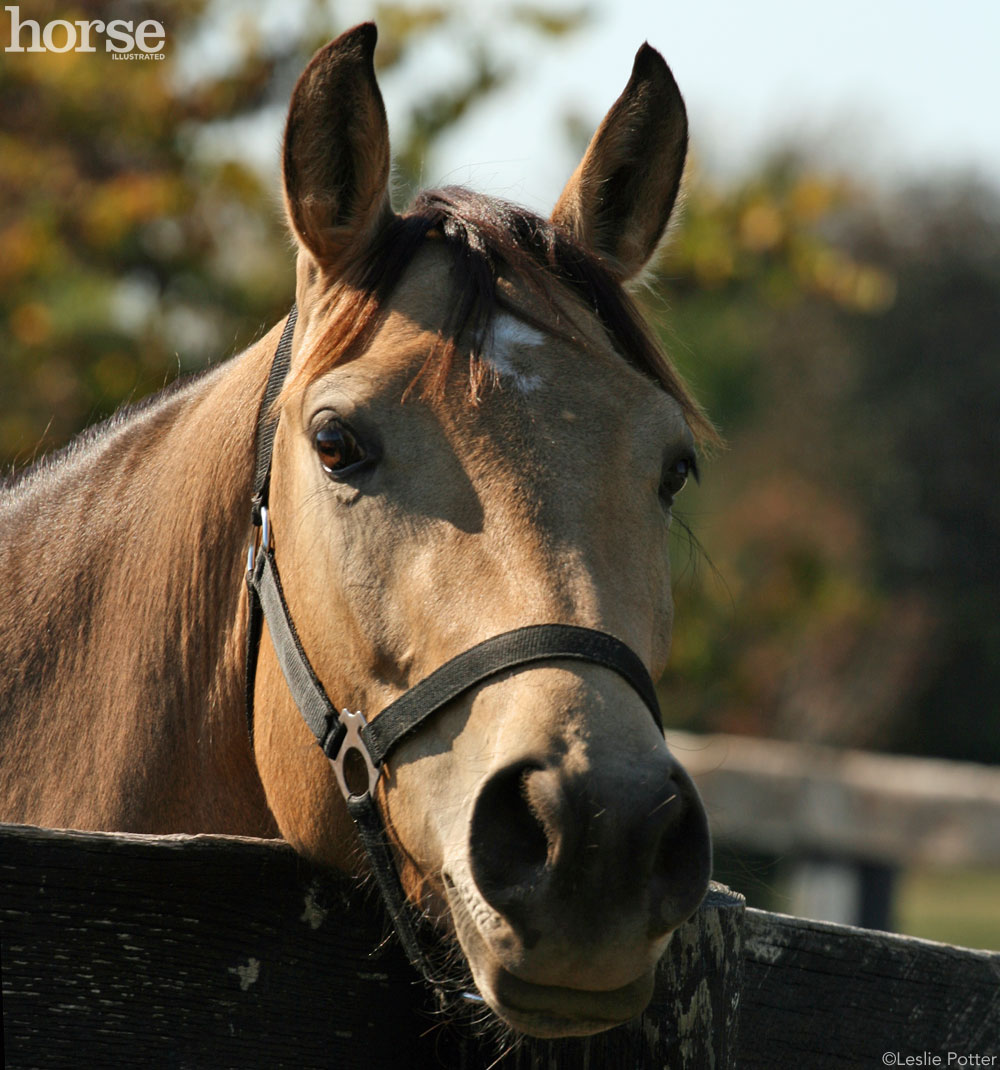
top-left (442, 744), bottom-right (711, 1036)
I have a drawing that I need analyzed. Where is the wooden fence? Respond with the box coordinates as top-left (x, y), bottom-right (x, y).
top-left (3, 822), bottom-right (998, 1068)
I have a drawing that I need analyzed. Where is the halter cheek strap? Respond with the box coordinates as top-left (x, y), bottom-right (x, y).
top-left (245, 305), bottom-right (298, 750)
top-left (244, 308), bottom-right (665, 996)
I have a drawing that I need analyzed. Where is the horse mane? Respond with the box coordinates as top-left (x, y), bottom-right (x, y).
top-left (292, 186), bottom-right (716, 446)
top-left (0, 364), bottom-right (221, 495)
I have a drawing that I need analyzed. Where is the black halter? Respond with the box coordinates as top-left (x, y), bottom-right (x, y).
top-left (244, 307), bottom-right (665, 995)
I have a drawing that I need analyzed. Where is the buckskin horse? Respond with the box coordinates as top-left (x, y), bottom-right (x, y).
top-left (0, 23), bottom-right (713, 1038)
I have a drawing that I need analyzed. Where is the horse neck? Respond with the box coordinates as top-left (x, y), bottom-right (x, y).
top-left (0, 325), bottom-right (285, 837)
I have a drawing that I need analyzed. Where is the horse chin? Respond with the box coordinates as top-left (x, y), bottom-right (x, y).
top-left (478, 961), bottom-right (656, 1040)
top-left (444, 874), bottom-right (656, 1038)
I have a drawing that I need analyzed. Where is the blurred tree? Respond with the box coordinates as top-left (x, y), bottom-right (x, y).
top-left (2, 0), bottom-right (282, 460)
top-left (648, 155), bottom-right (910, 748)
top-left (653, 157), bottom-right (1000, 763)
top-left (0, 0), bottom-right (291, 465)
top-left (838, 180), bottom-right (1000, 761)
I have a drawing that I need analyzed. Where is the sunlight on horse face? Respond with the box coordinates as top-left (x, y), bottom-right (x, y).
top-left (250, 25), bottom-right (712, 1038)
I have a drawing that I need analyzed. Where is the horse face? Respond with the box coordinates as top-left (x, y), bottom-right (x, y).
top-left (253, 24), bottom-right (711, 1038)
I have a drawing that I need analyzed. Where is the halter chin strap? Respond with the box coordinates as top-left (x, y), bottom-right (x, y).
top-left (244, 308), bottom-right (665, 995)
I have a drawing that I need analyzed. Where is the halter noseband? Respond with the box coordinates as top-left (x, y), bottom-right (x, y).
top-left (244, 307), bottom-right (665, 996)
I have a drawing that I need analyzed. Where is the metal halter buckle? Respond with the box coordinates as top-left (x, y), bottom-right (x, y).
top-left (245, 505), bottom-right (271, 577)
top-left (330, 708), bottom-right (383, 801)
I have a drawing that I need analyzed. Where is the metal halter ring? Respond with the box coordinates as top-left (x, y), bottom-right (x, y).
top-left (330, 708), bottom-right (383, 801)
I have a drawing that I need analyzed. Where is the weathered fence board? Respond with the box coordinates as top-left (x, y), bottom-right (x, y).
top-left (4, 823), bottom-right (997, 1068)
top-left (739, 908), bottom-right (1000, 1067)
top-left (0, 824), bottom-right (743, 1069)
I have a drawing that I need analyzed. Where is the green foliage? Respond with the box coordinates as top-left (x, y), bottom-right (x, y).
top-left (509, 5), bottom-right (591, 37)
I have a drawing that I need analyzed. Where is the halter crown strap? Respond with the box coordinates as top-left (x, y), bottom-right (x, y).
top-left (251, 305), bottom-right (298, 520)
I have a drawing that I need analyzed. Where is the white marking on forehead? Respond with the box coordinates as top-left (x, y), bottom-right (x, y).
top-left (484, 312), bottom-right (545, 393)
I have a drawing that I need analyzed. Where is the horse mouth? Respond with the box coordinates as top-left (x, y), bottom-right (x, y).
top-left (444, 874), bottom-right (656, 1037)
top-left (486, 964), bottom-right (656, 1038)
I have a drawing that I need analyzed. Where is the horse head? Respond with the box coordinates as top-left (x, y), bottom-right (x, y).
top-left (251, 23), bottom-right (712, 1038)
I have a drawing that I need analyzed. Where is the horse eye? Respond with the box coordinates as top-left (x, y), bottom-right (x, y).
top-left (660, 455), bottom-right (698, 503)
top-left (314, 421), bottom-right (367, 475)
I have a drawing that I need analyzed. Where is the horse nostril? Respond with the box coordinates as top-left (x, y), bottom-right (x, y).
top-left (469, 761), bottom-right (549, 922)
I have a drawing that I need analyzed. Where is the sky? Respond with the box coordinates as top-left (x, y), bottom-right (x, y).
top-left (185, 0), bottom-right (1000, 213)
top-left (348, 0), bottom-right (1000, 213)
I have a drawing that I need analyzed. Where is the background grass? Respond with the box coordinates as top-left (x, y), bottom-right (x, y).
top-left (896, 866), bottom-right (1000, 952)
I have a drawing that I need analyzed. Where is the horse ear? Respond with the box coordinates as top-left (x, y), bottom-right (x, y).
top-left (551, 44), bottom-right (688, 280)
top-left (282, 23), bottom-right (393, 269)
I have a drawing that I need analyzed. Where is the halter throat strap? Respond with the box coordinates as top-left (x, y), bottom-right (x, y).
top-left (243, 308), bottom-right (665, 994)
